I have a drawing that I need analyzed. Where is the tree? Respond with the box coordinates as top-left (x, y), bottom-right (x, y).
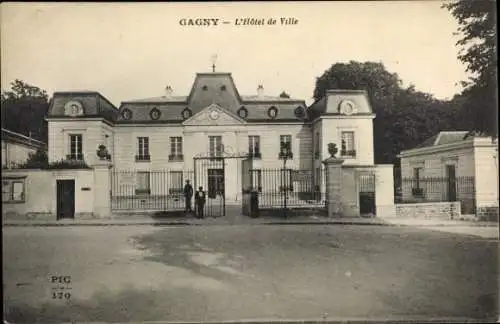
top-left (279, 91), bottom-right (291, 98)
top-left (312, 61), bottom-right (459, 163)
top-left (443, 0), bottom-right (497, 136)
top-left (1, 80), bottom-right (50, 142)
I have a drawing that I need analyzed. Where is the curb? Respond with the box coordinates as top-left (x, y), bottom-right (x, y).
top-left (2, 219), bottom-right (498, 227)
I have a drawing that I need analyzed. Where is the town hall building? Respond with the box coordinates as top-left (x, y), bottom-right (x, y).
top-left (4, 69), bottom-right (396, 220)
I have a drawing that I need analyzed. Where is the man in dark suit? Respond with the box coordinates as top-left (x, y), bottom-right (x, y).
top-left (183, 180), bottom-right (193, 214)
top-left (194, 186), bottom-right (206, 219)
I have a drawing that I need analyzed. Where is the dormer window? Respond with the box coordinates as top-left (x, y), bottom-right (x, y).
top-left (238, 106), bottom-right (248, 118)
top-left (220, 85), bottom-right (227, 91)
top-left (150, 108), bottom-right (161, 120)
top-left (202, 85), bottom-right (208, 91)
top-left (182, 108), bottom-right (192, 119)
top-left (121, 108), bottom-right (132, 120)
top-left (268, 106), bottom-right (278, 119)
top-left (294, 106), bottom-right (305, 119)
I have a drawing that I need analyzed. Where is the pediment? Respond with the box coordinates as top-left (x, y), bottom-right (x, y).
top-left (182, 103), bottom-right (246, 126)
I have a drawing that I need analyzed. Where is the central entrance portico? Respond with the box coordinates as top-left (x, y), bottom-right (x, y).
top-left (193, 148), bottom-right (249, 217)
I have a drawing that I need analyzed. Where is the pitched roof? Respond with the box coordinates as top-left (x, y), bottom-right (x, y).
top-left (1, 128), bottom-right (46, 150)
top-left (416, 131), bottom-right (470, 148)
top-left (48, 91), bottom-right (119, 122)
top-left (117, 72), bottom-right (308, 123)
top-left (307, 90), bottom-right (373, 120)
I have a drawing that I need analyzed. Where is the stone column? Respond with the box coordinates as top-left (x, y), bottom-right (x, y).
top-left (93, 161), bottom-right (112, 218)
top-left (322, 157), bottom-right (344, 218)
top-left (374, 164), bottom-right (396, 218)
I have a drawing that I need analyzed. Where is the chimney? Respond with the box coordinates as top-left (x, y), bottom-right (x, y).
top-left (165, 85), bottom-right (173, 98)
top-left (257, 84), bottom-right (264, 98)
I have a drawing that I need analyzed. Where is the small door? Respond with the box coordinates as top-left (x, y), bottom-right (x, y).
top-left (446, 165), bottom-right (457, 201)
top-left (57, 180), bottom-right (75, 220)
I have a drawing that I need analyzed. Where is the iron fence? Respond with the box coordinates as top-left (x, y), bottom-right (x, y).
top-left (111, 170), bottom-right (194, 211)
top-left (395, 176), bottom-right (476, 214)
top-left (250, 168), bottom-right (326, 212)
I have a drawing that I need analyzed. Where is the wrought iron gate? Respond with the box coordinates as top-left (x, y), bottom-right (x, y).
top-left (193, 157), bottom-right (225, 217)
top-left (359, 172), bottom-right (376, 215)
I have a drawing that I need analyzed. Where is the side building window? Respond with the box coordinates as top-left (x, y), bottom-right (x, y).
top-left (315, 132), bottom-right (320, 159)
top-left (169, 137), bottom-right (183, 161)
top-left (248, 136), bottom-right (261, 158)
top-left (209, 136), bottom-right (222, 157)
top-left (2, 178), bottom-right (26, 203)
top-left (169, 171), bottom-right (183, 195)
top-left (136, 137), bottom-right (150, 161)
top-left (341, 131), bottom-right (356, 158)
top-left (279, 135), bottom-right (293, 159)
top-left (136, 171), bottom-right (151, 195)
top-left (68, 134), bottom-right (83, 160)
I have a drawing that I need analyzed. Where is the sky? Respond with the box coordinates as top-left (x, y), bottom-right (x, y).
top-left (1, 1), bottom-right (468, 107)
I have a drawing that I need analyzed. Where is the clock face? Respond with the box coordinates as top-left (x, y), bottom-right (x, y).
top-left (209, 110), bottom-right (220, 120)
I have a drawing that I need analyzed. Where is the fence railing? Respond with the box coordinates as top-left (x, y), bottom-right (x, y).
top-left (111, 170), bottom-right (195, 211)
top-left (250, 168), bottom-right (325, 209)
top-left (395, 176), bottom-right (476, 214)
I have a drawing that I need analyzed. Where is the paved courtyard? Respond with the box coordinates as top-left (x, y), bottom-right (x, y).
top-left (3, 225), bottom-right (498, 323)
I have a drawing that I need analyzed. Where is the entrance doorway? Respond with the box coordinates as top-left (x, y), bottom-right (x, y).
top-left (208, 169), bottom-right (224, 199)
top-left (57, 180), bottom-right (75, 220)
top-left (446, 165), bottom-right (457, 201)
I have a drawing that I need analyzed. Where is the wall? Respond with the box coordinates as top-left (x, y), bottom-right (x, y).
top-left (399, 145), bottom-right (475, 202)
top-left (374, 164), bottom-right (395, 218)
top-left (48, 119), bottom-right (113, 166)
top-left (113, 123), bottom-right (312, 201)
top-left (2, 140), bottom-right (39, 168)
top-left (321, 117), bottom-right (375, 166)
top-left (474, 140), bottom-right (499, 220)
top-left (394, 202), bottom-right (461, 220)
top-left (2, 169), bottom-right (95, 220)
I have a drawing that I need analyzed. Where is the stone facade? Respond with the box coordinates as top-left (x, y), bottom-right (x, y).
top-left (399, 132), bottom-right (498, 218)
top-left (45, 72), bottom-right (378, 203)
top-left (394, 202), bottom-right (461, 220)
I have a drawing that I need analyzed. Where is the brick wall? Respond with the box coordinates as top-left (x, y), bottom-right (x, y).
top-left (394, 201), bottom-right (461, 220)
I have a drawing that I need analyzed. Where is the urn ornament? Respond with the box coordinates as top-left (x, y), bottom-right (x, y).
top-left (327, 143), bottom-right (338, 158)
top-left (97, 145), bottom-right (111, 161)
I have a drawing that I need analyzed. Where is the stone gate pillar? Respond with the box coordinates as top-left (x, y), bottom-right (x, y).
top-left (93, 161), bottom-right (112, 218)
top-left (322, 157), bottom-right (344, 218)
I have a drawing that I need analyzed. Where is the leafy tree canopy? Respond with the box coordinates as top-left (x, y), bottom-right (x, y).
top-left (442, 0), bottom-right (497, 136)
top-left (1, 79), bottom-right (50, 142)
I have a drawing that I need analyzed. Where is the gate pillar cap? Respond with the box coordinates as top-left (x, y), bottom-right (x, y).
top-left (322, 157), bottom-right (344, 165)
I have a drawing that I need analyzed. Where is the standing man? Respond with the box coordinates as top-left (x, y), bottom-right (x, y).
top-left (195, 186), bottom-right (206, 219)
top-left (183, 180), bottom-right (193, 214)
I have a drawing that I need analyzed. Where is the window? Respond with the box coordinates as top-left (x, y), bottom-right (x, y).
top-left (251, 169), bottom-right (262, 192)
top-left (341, 131), bottom-right (356, 157)
top-left (279, 135), bottom-right (293, 159)
top-left (2, 178), bottom-right (26, 203)
top-left (315, 132), bottom-right (320, 159)
top-left (169, 171), bottom-right (183, 195)
top-left (279, 169), bottom-right (293, 192)
top-left (136, 137), bottom-right (150, 161)
top-left (136, 172), bottom-right (150, 195)
top-left (209, 136), bottom-right (222, 157)
top-left (248, 136), bottom-right (261, 158)
top-left (68, 134), bottom-right (83, 160)
top-left (412, 167), bottom-right (424, 197)
top-left (169, 137), bottom-right (183, 161)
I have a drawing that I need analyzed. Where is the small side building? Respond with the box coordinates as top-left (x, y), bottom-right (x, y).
top-left (1, 128), bottom-right (47, 169)
top-left (398, 131), bottom-right (498, 220)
